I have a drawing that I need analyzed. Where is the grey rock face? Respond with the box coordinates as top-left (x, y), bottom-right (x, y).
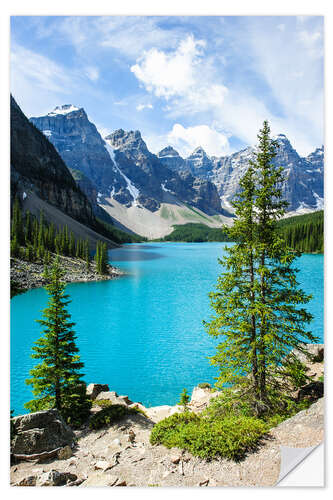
top-left (158, 146), bottom-right (186, 171)
top-left (106, 129), bottom-right (223, 214)
top-left (11, 409), bottom-right (75, 455)
top-left (30, 106), bottom-right (132, 207)
top-left (160, 136), bottom-right (324, 213)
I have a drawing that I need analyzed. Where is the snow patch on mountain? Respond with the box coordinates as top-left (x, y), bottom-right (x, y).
top-left (42, 130), bottom-right (52, 137)
top-left (161, 182), bottom-right (173, 193)
top-left (104, 141), bottom-right (140, 204)
top-left (47, 105), bottom-right (80, 116)
top-left (313, 192), bottom-right (324, 210)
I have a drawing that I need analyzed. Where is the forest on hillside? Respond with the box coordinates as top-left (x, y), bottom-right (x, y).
top-left (160, 211), bottom-right (324, 253)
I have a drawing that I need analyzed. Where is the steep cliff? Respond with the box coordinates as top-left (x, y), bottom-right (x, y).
top-left (11, 96), bottom-right (94, 225)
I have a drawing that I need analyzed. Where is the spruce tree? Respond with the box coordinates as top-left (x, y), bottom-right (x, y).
top-left (25, 258), bottom-right (86, 414)
top-left (205, 121), bottom-right (317, 415)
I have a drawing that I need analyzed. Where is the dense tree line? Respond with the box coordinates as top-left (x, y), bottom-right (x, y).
top-left (277, 210), bottom-right (323, 253)
top-left (160, 212), bottom-right (323, 253)
top-left (160, 223), bottom-right (231, 242)
top-left (10, 197), bottom-right (109, 274)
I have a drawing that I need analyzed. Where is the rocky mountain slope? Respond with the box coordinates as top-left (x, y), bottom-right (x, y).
top-left (11, 97), bottom-right (94, 225)
top-left (31, 107), bottom-right (224, 215)
top-left (159, 135), bottom-right (324, 213)
top-left (30, 105), bottom-right (230, 238)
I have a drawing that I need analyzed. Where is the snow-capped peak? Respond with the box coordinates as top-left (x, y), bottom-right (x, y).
top-left (47, 104), bottom-right (80, 116)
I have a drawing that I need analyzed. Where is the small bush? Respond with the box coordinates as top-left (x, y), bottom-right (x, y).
top-left (94, 399), bottom-right (113, 408)
top-left (198, 383), bottom-right (212, 389)
top-left (150, 412), bottom-right (267, 461)
top-left (89, 404), bottom-right (138, 430)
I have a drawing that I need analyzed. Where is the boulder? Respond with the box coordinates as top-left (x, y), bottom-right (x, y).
top-left (36, 470), bottom-right (77, 486)
top-left (118, 395), bottom-right (133, 406)
top-left (96, 391), bottom-right (119, 402)
top-left (11, 409), bottom-right (75, 455)
top-left (86, 383), bottom-right (110, 400)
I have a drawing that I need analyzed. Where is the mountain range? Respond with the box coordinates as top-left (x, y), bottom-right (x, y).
top-left (10, 97), bottom-right (118, 248)
top-left (26, 102), bottom-right (324, 238)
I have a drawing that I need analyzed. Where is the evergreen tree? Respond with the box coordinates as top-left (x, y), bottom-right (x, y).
top-left (25, 258), bottom-right (85, 413)
top-left (205, 121), bottom-right (317, 415)
top-left (11, 197), bottom-right (24, 245)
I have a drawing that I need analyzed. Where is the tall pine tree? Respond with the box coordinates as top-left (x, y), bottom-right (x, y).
top-left (205, 121), bottom-right (317, 415)
top-left (25, 258), bottom-right (86, 414)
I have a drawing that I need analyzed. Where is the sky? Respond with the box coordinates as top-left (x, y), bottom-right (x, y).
top-left (10, 15), bottom-right (324, 158)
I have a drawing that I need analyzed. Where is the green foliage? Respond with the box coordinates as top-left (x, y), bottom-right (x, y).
top-left (10, 206), bottom-right (95, 266)
top-left (204, 121), bottom-right (317, 415)
top-left (277, 210), bottom-right (323, 253)
top-left (150, 412), bottom-right (267, 461)
top-left (89, 404), bottom-right (139, 430)
top-left (95, 241), bottom-right (109, 275)
top-left (94, 399), bottom-right (114, 408)
top-left (178, 388), bottom-right (190, 411)
top-left (204, 386), bottom-right (313, 429)
top-left (279, 356), bottom-right (310, 389)
top-left (25, 258), bottom-right (87, 422)
top-left (197, 383), bottom-right (212, 389)
top-left (158, 223), bottom-right (231, 242)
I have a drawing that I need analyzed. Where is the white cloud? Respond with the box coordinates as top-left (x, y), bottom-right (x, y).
top-left (136, 103), bottom-right (153, 111)
top-left (167, 124), bottom-right (229, 157)
top-left (131, 35), bottom-right (206, 98)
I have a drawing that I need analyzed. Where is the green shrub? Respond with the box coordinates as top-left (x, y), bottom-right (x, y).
top-left (281, 357), bottom-right (310, 389)
top-left (205, 388), bottom-right (254, 419)
top-left (61, 392), bottom-right (92, 429)
top-left (89, 404), bottom-right (138, 430)
top-left (94, 399), bottom-right (113, 408)
top-left (198, 383), bottom-right (212, 389)
top-left (150, 412), bottom-right (267, 461)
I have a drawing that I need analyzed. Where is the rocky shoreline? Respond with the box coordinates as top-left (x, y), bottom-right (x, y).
top-left (10, 254), bottom-right (124, 297)
top-left (10, 345), bottom-right (324, 487)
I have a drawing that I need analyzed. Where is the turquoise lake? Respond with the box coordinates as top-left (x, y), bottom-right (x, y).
top-left (11, 243), bottom-right (324, 415)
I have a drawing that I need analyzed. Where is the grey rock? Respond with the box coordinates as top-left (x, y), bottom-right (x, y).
top-left (86, 383), bottom-right (110, 400)
top-left (11, 409), bottom-right (75, 455)
top-left (36, 469), bottom-right (77, 486)
top-left (57, 445), bottom-right (73, 460)
top-left (15, 475), bottom-right (37, 486)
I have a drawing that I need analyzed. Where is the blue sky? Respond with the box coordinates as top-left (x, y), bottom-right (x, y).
top-left (10, 15), bottom-right (324, 157)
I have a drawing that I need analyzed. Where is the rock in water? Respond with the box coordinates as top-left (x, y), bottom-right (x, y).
top-left (11, 409), bottom-right (75, 455)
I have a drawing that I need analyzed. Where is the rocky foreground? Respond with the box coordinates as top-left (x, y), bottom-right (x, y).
top-left (10, 254), bottom-right (124, 296)
top-left (10, 344), bottom-right (324, 488)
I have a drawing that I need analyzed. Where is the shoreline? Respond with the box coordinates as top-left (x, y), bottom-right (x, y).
top-left (10, 254), bottom-right (125, 297)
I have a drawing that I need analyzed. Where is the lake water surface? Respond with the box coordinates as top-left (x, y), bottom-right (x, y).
top-left (11, 243), bottom-right (323, 415)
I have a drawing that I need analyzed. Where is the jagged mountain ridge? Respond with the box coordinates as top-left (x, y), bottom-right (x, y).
top-left (158, 134), bottom-right (324, 213)
top-left (31, 106), bottom-right (224, 216)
